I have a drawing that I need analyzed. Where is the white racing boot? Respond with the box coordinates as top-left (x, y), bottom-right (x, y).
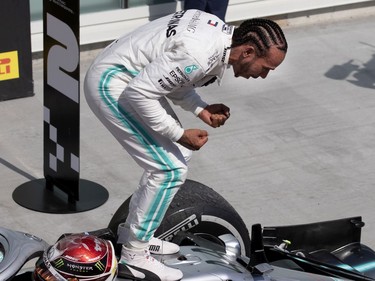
top-left (119, 245), bottom-right (183, 281)
top-left (118, 223), bottom-right (180, 255)
top-left (149, 237), bottom-right (180, 255)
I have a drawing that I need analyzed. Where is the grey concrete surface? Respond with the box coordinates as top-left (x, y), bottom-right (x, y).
top-left (1, 13), bottom-right (375, 252)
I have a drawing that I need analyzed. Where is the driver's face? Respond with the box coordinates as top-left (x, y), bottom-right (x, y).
top-left (232, 45), bottom-right (286, 79)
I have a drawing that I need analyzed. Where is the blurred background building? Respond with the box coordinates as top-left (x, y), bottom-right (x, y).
top-left (30, 0), bottom-right (374, 53)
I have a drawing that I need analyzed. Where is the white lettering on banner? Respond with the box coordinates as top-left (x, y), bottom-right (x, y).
top-left (47, 13), bottom-right (79, 103)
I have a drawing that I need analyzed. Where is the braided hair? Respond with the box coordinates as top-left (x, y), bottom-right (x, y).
top-left (231, 18), bottom-right (288, 56)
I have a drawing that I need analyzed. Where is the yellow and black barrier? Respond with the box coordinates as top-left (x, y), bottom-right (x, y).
top-left (0, 0), bottom-right (34, 101)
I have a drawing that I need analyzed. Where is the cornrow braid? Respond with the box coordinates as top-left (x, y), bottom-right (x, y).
top-left (231, 18), bottom-right (288, 56)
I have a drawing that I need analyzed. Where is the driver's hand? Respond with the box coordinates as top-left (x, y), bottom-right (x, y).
top-left (198, 104), bottom-right (230, 128)
top-left (177, 129), bottom-right (208, 151)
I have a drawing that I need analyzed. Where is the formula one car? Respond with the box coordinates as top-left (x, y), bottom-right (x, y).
top-left (1, 179), bottom-right (375, 280)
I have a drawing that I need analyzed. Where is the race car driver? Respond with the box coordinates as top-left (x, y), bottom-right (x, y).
top-left (84, 9), bottom-right (288, 281)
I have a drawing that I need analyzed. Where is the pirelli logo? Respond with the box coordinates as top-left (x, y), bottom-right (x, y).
top-left (0, 50), bottom-right (19, 81)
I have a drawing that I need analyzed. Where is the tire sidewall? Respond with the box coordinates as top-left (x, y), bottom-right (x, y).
top-left (108, 179), bottom-right (251, 256)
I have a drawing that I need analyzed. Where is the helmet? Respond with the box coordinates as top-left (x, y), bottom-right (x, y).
top-left (33, 234), bottom-right (117, 281)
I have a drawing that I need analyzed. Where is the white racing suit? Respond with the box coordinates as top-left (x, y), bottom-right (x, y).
top-left (84, 9), bottom-right (234, 247)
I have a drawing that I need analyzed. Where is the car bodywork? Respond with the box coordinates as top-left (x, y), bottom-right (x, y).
top-left (1, 216), bottom-right (375, 280)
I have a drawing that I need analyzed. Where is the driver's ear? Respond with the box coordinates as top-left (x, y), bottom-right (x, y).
top-left (243, 46), bottom-right (256, 58)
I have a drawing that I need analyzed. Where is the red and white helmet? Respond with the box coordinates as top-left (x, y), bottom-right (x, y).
top-left (33, 234), bottom-right (117, 281)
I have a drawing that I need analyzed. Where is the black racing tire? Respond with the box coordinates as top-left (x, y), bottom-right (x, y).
top-left (108, 179), bottom-right (251, 256)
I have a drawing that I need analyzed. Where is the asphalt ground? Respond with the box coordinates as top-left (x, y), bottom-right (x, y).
top-left (1, 12), bottom-right (375, 252)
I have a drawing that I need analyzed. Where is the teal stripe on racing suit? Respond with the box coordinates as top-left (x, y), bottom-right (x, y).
top-left (98, 64), bottom-right (182, 241)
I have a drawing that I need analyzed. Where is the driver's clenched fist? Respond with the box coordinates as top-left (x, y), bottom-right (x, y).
top-left (177, 129), bottom-right (208, 151)
top-left (198, 104), bottom-right (230, 128)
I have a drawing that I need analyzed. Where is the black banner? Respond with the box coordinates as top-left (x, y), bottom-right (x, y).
top-left (0, 0), bottom-right (34, 101)
top-left (43, 0), bottom-right (80, 200)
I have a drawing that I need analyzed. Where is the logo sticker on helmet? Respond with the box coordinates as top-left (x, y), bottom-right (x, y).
top-left (54, 258), bottom-right (64, 268)
top-left (95, 261), bottom-right (105, 272)
top-left (35, 234), bottom-right (117, 281)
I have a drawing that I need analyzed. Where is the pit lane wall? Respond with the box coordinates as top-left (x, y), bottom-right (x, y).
top-left (30, 0), bottom-right (375, 53)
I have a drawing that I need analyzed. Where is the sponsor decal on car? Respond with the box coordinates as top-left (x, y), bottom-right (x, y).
top-left (157, 214), bottom-right (199, 241)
